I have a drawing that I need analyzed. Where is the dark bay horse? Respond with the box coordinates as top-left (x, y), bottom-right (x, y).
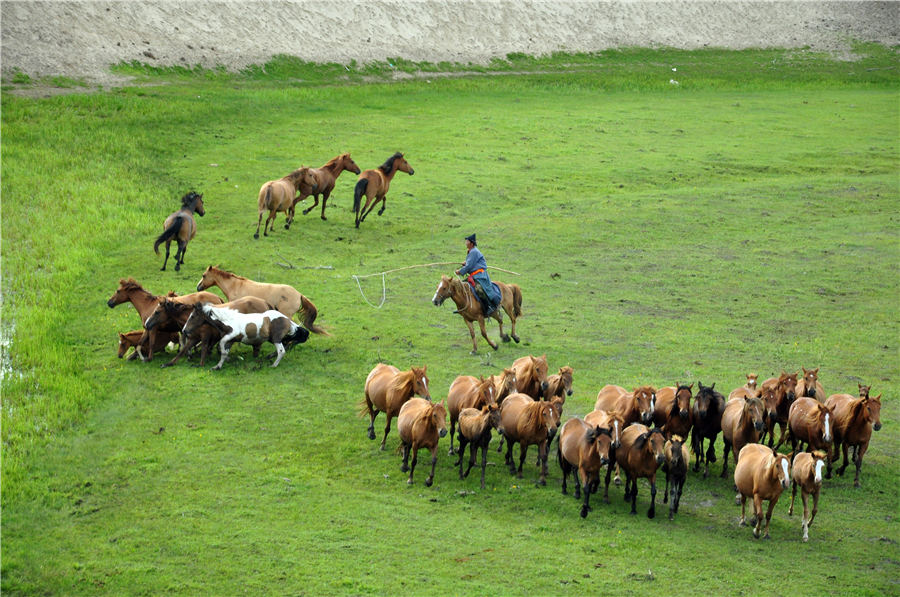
top-left (297, 153), bottom-right (361, 220)
top-left (155, 191), bottom-right (204, 271)
top-left (432, 275), bottom-right (522, 354)
top-left (760, 372), bottom-right (799, 448)
top-left (353, 152), bottom-right (414, 228)
top-left (254, 167), bottom-right (318, 238)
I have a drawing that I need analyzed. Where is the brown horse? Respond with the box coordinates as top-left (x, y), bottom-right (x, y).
top-left (720, 395), bottom-right (766, 478)
top-left (653, 383), bottom-right (693, 439)
top-left (511, 355), bottom-right (548, 399)
top-left (788, 397), bottom-right (834, 479)
top-left (744, 373), bottom-right (759, 391)
top-left (760, 372), bottom-right (798, 448)
top-left (825, 391), bottom-right (882, 487)
top-left (492, 367), bottom-right (518, 405)
top-left (139, 291), bottom-right (224, 361)
top-left (557, 417), bottom-right (613, 518)
top-left (117, 329), bottom-right (177, 361)
top-left (594, 384), bottom-right (656, 427)
top-left (543, 366), bottom-right (574, 401)
top-left (663, 435), bottom-right (689, 520)
top-left (397, 398), bottom-right (448, 486)
top-left (446, 375), bottom-right (496, 455)
top-left (196, 265), bottom-right (326, 335)
top-left (614, 425), bottom-right (667, 518)
top-left (107, 278), bottom-right (176, 323)
top-left (456, 403), bottom-right (502, 489)
top-left (432, 275), bottom-right (522, 353)
top-left (734, 443), bottom-right (791, 539)
top-left (499, 393), bottom-right (560, 485)
top-left (353, 152), bottom-right (414, 228)
top-left (789, 450), bottom-right (827, 542)
top-left (584, 408), bottom-right (624, 500)
top-left (155, 191), bottom-right (205, 271)
top-left (254, 167), bottom-right (318, 238)
top-left (689, 381), bottom-right (726, 478)
top-left (796, 367), bottom-right (826, 401)
top-left (361, 363), bottom-right (430, 450)
top-left (296, 153), bottom-right (361, 220)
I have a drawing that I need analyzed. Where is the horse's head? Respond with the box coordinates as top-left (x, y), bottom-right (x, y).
top-left (695, 381), bottom-right (716, 418)
top-left (745, 373), bottom-right (758, 390)
top-left (107, 278), bottom-right (140, 307)
top-left (632, 385), bottom-right (656, 425)
top-left (197, 265), bottom-right (218, 292)
top-left (293, 167), bottom-right (319, 195)
top-left (412, 366), bottom-right (430, 400)
top-left (182, 302), bottom-right (209, 337)
top-left (759, 384), bottom-right (779, 423)
top-left (674, 382), bottom-right (693, 419)
top-left (770, 452), bottom-right (791, 490)
top-left (381, 152), bottom-right (414, 176)
top-left (143, 300), bottom-right (168, 330)
top-left (801, 367), bottom-right (820, 398)
top-left (858, 383), bottom-right (871, 399)
top-left (745, 395), bottom-right (766, 433)
top-left (485, 402), bottom-right (502, 429)
top-left (635, 427), bottom-right (666, 465)
top-left (497, 368), bottom-right (517, 400)
top-left (867, 394), bottom-right (883, 431)
top-left (431, 399), bottom-right (448, 438)
top-left (541, 402), bottom-right (559, 442)
top-left (559, 366), bottom-right (574, 397)
top-left (533, 355), bottom-right (550, 393)
top-left (117, 333), bottom-right (131, 358)
top-left (431, 275), bottom-right (453, 306)
top-left (779, 371), bottom-right (798, 403)
top-left (590, 425), bottom-right (613, 466)
top-left (477, 375), bottom-right (495, 406)
top-left (665, 435), bottom-right (686, 469)
top-left (182, 191), bottom-right (204, 216)
top-left (340, 153), bottom-right (361, 175)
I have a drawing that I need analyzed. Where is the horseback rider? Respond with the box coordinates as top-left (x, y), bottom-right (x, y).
top-left (456, 233), bottom-right (501, 316)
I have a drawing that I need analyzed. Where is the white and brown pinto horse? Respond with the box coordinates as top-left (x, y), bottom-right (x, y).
top-left (361, 364), bottom-right (431, 450)
top-left (297, 153), bottom-right (361, 220)
top-left (254, 167), bottom-right (318, 238)
top-left (197, 265), bottom-right (326, 335)
top-left (432, 275), bottom-right (523, 354)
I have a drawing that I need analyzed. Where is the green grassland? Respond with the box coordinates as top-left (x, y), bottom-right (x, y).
top-left (2, 47), bottom-right (899, 595)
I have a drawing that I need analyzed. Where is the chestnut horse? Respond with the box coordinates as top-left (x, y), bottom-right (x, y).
top-left (155, 191), bottom-right (204, 271)
top-left (254, 167), bottom-right (318, 238)
top-left (296, 153), bottom-right (361, 220)
top-left (139, 290), bottom-right (224, 361)
top-left (107, 278), bottom-right (175, 323)
top-left (492, 367), bottom-right (518, 405)
top-left (499, 393), bottom-right (560, 485)
top-left (653, 383), bottom-right (693, 439)
top-left (446, 375), bottom-right (496, 455)
top-left (788, 397), bottom-right (834, 479)
top-left (397, 398), bottom-right (448, 486)
top-left (689, 381), bottom-right (726, 478)
top-left (543, 366), bottom-right (574, 401)
top-left (796, 367), bottom-right (826, 401)
top-left (824, 391), bottom-right (882, 487)
top-left (594, 385), bottom-right (656, 427)
top-left (558, 417), bottom-right (613, 518)
top-left (456, 403), bottom-right (502, 489)
top-left (353, 152), bottom-right (414, 228)
top-left (197, 265), bottom-right (326, 335)
top-left (361, 364), bottom-right (430, 450)
top-left (760, 372), bottom-right (798, 449)
top-left (117, 329), bottom-right (177, 361)
top-left (432, 275), bottom-right (523, 353)
top-left (614, 425), bottom-right (666, 518)
top-left (720, 395), bottom-right (766, 478)
top-left (734, 443), bottom-right (791, 539)
top-left (511, 355), bottom-right (549, 399)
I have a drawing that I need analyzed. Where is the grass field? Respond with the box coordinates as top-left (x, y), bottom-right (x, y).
top-left (2, 46), bottom-right (899, 595)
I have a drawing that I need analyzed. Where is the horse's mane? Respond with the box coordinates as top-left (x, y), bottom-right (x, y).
top-left (162, 298), bottom-right (191, 315)
top-left (322, 154), bottom-right (345, 170)
top-left (523, 400), bottom-right (547, 431)
top-left (118, 277), bottom-right (145, 292)
top-left (209, 266), bottom-right (246, 282)
top-left (379, 152), bottom-right (404, 174)
top-left (391, 368), bottom-right (416, 398)
top-left (181, 191), bottom-right (201, 208)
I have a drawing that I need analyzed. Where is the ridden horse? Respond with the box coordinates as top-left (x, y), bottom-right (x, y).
top-left (824, 391), bottom-right (882, 487)
top-left (254, 167), bottom-right (318, 238)
top-left (796, 367), bottom-right (826, 401)
top-left (557, 417), bottom-right (613, 518)
top-left (155, 191), bottom-right (205, 271)
top-left (157, 296), bottom-right (274, 368)
top-left (760, 372), bottom-right (798, 449)
top-left (653, 383), bottom-right (693, 439)
top-left (296, 153), bottom-right (361, 220)
top-left (543, 366), bottom-right (574, 402)
top-left (361, 364), bottom-right (430, 450)
top-left (139, 291), bottom-right (224, 361)
top-left (190, 303), bottom-right (309, 369)
top-left (788, 397), bottom-right (834, 478)
top-left (457, 403), bottom-right (502, 489)
top-left (689, 381), bottom-right (726, 478)
top-left (197, 265), bottom-right (326, 335)
top-left (397, 398), bottom-right (448, 486)
top-left (499, 393), bottom-right (560, 485)
top-left (353, 152), bottom-right (414, 228)
top-left (734, 443), bottom-right (791, 539)
top-left (720, 395), bottom-right (766, 478)
top-left (663, 435), bottom-right (689, 520)
top-left (432, 275), bottom-right (523, 353)
top-left (511, 355), bottom-right (549, 399)
top-left (446, 375), bottom-right (496, 455)
top-left (613, 425), bottom-right (667, 519)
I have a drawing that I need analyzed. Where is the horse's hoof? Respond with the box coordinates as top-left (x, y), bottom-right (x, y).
top-left (284, 224), bottom-right (290, 230)
top-left (647, 509), bottom-right (655, 519)
top-left (425, 478), bottom-right (433, 487)
top-left (253, 233), bottom-right (259, 239)
top-left (580, 506), bottom-right (589, 519)
top-left (406, 479), bottom-right (413, 485)
top-left (491, 344), bottom-right (498, 351)
top-left (470, 350), bottom-right (477, 355)
top-left (501, 335), bottom-right (511, 343)
top-left (321, 216), bottom-right (327, 221)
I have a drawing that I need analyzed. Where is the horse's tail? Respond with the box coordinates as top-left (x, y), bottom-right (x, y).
top-left (299, 294), bottom-right (330, 336)
top-left (511, 284), bottom-right (523, 317)
top-left (154, 216), bottom-right (183, 254)
top-left (353, 178), bottom-right (368, 216)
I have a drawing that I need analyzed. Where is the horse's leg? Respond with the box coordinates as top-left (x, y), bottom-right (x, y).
top-left (160, 240), bottom-right (171, 271)
top-left (270, 343), bottom-right (286, 367)
top-left (407, 445), bottom-right (419, 485)
top-left (364, 395), bottom-right (377, 440)
top-left (504, 435), bottom-right (516, 474)
top-left (537, 441), bottom-right (548, 486)
top-left (560, 454), bottom-right (571, 495)
top-left (448, 418), bottom-right (457, 456)
top-left (264, 209), bottom-right (276, 236)
top-left (800, 491), bottom-right (810, 542)
top-left (853, 442), bottom-right (868, 488)
top-left (628, 474), bottom-right (638, 515)
top-left (647, 476), bottom-right (657, 519)
top-left (174, 239), bottom-right (187, 271)
top-left (380, 414), bottom-right (393, 451)
top-left (319, 189), bottom-right (331, 220)
top-left (516, 442), bottom-right (528, 479)
top-left (464, 319), bottom-right (478, 354)
top-left (457, 436), bottom-right (468, 475)
top-left (400, 442), bottom-right (410, 472)
top-left (579, 469), bottom-right (592, 518)
top-left (302, 193), bottom-right (319, 216)
top-left (425, 446), bottom-right (437, 487)
top-left (762, 496), bottom-right (778, 539)
top-left (788, 480), bottom-right (798, 516)
top-left (494, 311), bottom-right (510, 343)
top-left (377, 195), bottom-right (387, 216)
top-left (720, 438), bottom-right (731, 478)
top-left (212, 335), bottom-right (237, 370)
top-left (285, 202), bottom-right (295, 229)
top-left (808, 489), bottom-right (819, 529)
top-left (477, 317), bottom-right (498, 351)
top-left (360, 195), bottom-right (381, 222)
top-left (254, 211), bottom-right (264, 239)
top-left (478, 443), bottom-right (487, 489)
top-left (774, 422), bottom-right (788, 450)
top-left (752, 495), bottom-right (764, 538)
top-left (161, 333), bottom-right (199, 368)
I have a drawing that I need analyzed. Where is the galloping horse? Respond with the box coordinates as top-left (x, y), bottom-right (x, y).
top-left (824, 391), bottom-right (882, 487)
top-left (155, 191), bottom-right (205, 271)
top-left (432, 274), bottom-right (523, 354)
top-left (446, 375), bottom-right (496, 455)
top-left (511, 355), bottom-right (548, 399)
top-left (760, 371), bottom-right (798, 448)
top-left (196, 265), bottom-right (326, 335)
top-left (254, 167), bottom-right (318, 238)
top-left (397, 398), bottom-right (448, 486)
top-left (361, 363), bottom-right (430, 450)
top-left (107, 278), bottom-right (175, 322)
top-left (690, 381), bottom-right (726, 478)
top-left (653, 383), bottom-right (693, 440)
top-left (296, 153), bottom-right (361, 220)
top-left (139, 290), bottom-right (223, 360)
top-left (353, 152), bottom-right (414, 228)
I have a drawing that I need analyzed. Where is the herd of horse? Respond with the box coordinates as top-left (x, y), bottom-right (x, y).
top-left (359, 358), bottom-right (882, 540)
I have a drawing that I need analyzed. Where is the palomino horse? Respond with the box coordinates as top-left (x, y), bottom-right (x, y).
top-left (361, 364), bottom-right (430, 450)
top-left (155, 191), bottom-right (205, 271)
top-left (254, 167), bottom-right (318, 238)
top-left (652, 383), bottom-right (693, 439)
top-left (720, 394), bottom-right (766, 478)
top-left (511, 355), bottom-right (548, 399)
top-left (796, 367), bottom-right (826, 401)
top-left (824, 391), bottom-right (882, 487)
top-left (432, 275), bottom-right (522, 354)
top-left (446, 375), bottom-right (496, 455)
top-left (196, 265), bottom-right (326, 335)
top-left (397, 398), bottom-right (448, 486)
top-left (498, 393), bottom-right (560, 485)
top-left (353, 152), bottom-right (414, 228)
top-left (689, 381), bottom-right (726, 478)
top-left (760, 372), bottom-right (798, 449)
top-left (189, 303), bottom-right (309, 370)
top-left (296, 153), bottom-right (361, 220)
